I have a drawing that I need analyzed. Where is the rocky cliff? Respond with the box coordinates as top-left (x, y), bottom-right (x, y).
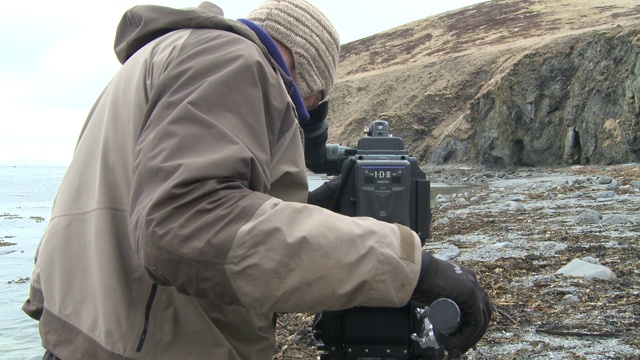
top-left (328, 0), bottom-right (640, 168)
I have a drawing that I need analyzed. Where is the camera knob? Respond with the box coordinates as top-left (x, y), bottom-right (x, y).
top-left (428, 298), bottom-right (461, 336)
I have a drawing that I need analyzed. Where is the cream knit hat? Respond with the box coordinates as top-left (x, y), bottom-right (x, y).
top-left (247, 0), bottom-right (340, 99)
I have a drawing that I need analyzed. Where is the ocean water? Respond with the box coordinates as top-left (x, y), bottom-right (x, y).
top-left (0, 166), bottom-right (327, 360)
top-left (0, 166), bottom-right (66, 360)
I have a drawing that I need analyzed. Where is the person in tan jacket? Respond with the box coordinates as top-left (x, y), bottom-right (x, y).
top-left (23, 1), bottom-right (492, 359)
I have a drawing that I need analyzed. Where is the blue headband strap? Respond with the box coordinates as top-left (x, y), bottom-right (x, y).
top-left (238, 19), bottom-right (310, 123)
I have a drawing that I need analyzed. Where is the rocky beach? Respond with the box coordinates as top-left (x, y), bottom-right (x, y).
top-left (274, 163), bottom-right (640, 359)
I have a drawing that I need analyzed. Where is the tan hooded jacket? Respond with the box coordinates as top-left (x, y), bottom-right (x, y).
top-left (23, 3), bottom-right (422, 359)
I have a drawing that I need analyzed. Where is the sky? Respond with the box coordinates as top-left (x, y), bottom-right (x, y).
top-left (0, 0), bottom-right (487, 166)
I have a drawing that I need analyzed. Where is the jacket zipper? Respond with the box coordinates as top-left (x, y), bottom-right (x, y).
top-left (136, 283), bottom-right (158, 352)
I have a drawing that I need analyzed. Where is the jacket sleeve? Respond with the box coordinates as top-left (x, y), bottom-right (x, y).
top-left (128, 31), bottom-right (421, 313)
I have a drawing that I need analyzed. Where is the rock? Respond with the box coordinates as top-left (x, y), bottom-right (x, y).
top-left (540, 242), bottom-right (563, 255)
top-left (605, 181), bottom-right (619, 190)
top-left (576, 178), bottom-right (589, 185)
top-left (601, 214), bottom-right (632, 225)
top-left (491, 242), bottom-right (512, 249)
top-left (556, 259), bottom-right (617, 281)
top-left (573, 210), bottom-right (602, 224)
top-left (581, 256), bottom-right (600, 264)
top-left (6, 277), bottom-right (30, 285)
top-left (503, 201), bottom-right (525, 211)
top-left (537, 208), bottom-right (556, 216)
top-left (597, 191), bottom-right (616, 199)
top-left (597, 176), bottom-right (613, 185)
top-left (560, 294), bottom-right (581, 304)
top-left (434, 246), bottom-right (461, 261)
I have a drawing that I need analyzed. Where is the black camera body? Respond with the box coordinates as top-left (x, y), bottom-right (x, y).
top-left (310, 120), bottom-right (443, 360)
top-left (326, 120), bottom-right (430, 241)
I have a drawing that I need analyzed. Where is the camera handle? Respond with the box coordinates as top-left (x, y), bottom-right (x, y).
top-left (412, 298), bottom-right (461, 350)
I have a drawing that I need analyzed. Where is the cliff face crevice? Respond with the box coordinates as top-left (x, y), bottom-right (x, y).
top-left (328, 0), bottom-right (640, 168)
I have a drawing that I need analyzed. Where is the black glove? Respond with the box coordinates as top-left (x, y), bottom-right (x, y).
top-left (412, 252), bottom-right (493, 356)
top-left (307, 175), bottom-right (342, 210)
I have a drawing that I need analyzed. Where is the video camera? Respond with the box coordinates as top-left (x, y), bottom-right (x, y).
top-left (305, 119), bottom-right (460, 359)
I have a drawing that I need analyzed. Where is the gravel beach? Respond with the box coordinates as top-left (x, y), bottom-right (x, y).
top-left (275, 163), bottom-right (640, 359)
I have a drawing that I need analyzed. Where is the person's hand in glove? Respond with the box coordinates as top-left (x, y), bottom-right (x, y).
top-left (412, 252), bottom-right (493, 357)
top-left (307, 175), bottom-right (341, 210)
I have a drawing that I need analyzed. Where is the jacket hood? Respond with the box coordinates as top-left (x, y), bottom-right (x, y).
top-left (114, 2), bottom-right (256, 64)
top-left (112, 1), bottom-right (310, 122)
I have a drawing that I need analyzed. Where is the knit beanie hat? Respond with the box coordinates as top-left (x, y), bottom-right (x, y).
top-left (247, 0), bottom-right (340, 99)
